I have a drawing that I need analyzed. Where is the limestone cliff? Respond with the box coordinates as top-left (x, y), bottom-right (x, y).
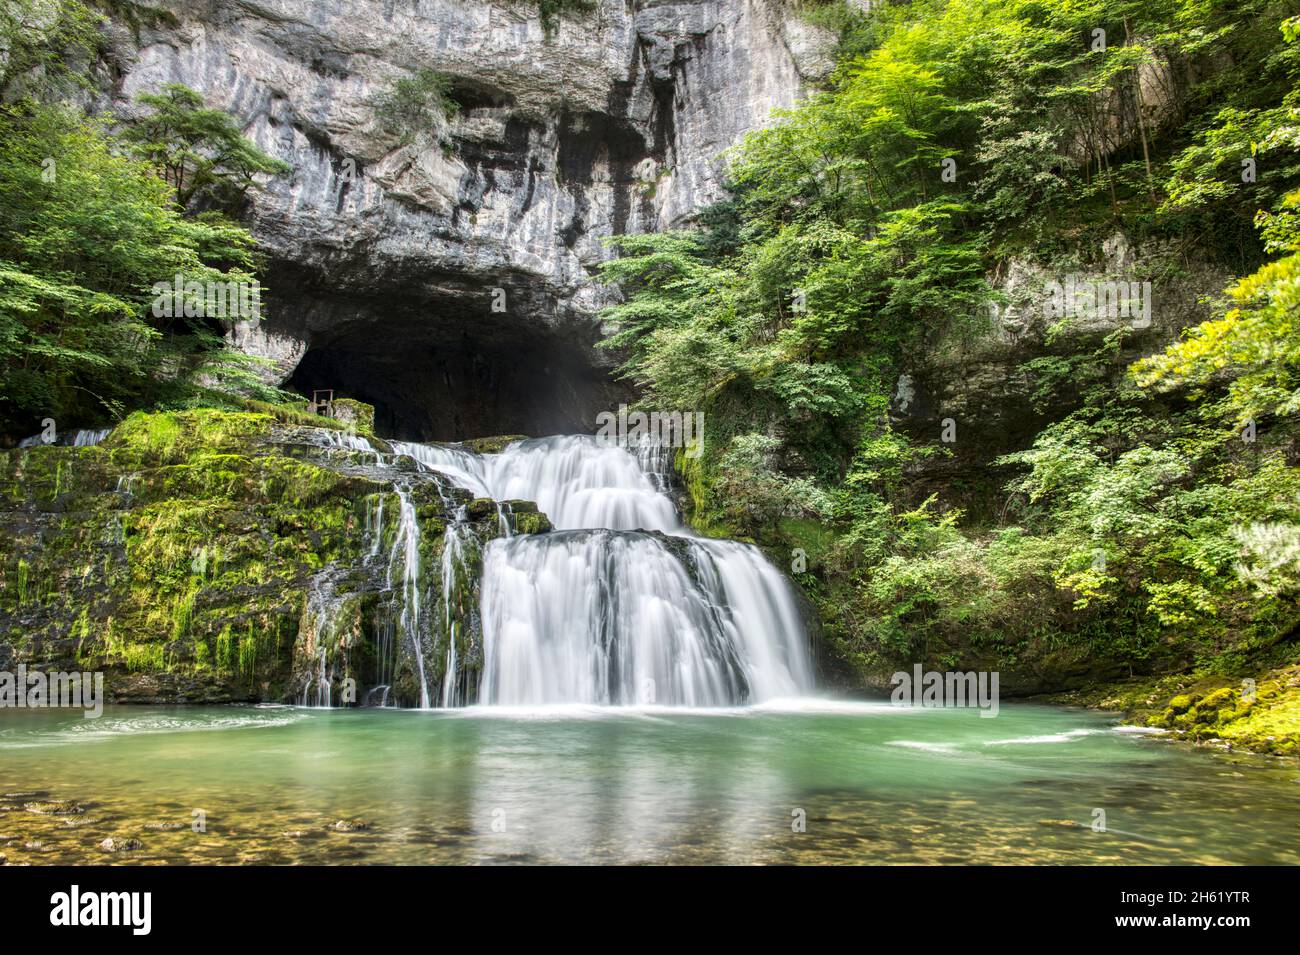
top-left (96, 0), bottom-right (833, 438)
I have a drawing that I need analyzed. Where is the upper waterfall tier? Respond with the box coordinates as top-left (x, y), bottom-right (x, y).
top-left (391, 436), bottom-right (680, 533)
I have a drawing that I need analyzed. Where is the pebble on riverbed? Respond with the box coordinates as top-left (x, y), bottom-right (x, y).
top-left (24, 800), bottom-right (83, 815)
top-left (98, 837), bottom-right (144, 852)
top-left (330, 819), bottom-right (370, 832)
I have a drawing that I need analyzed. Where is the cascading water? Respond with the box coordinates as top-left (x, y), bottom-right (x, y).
top-left (439, 521), bottom-right (470, 707)
top-left (386, 485), bottom-right (431, 709)
top-left (296, 572), bottom-right (355, 708)
top-left (18, 426), bottom-right (112, 448)
top-left (393, 436), bottom-right (679, 532)
top-left (391, 435), bottom-right (813, 707)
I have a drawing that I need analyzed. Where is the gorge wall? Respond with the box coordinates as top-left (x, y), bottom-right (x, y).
top-left (96, 0), bottom-right (833, 439)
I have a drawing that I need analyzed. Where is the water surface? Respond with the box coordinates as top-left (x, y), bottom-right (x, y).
top-left (2, 700), bottom-right (1297, 864)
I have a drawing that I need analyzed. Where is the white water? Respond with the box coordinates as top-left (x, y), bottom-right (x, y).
top-left (439, 520), bottom-right (472, 708)
top-left (320, 430), bottom-right (381, 455)
top-left (18, 427), bottom-right (112, 448)
top-left (72, 428), bottom-right (111, 447)
top-left (391, 436), bottom-right (678, 532)
top-left (386, 486), bottom-right (431, 709)
top-left (396, 434), bottom-right (812, 707)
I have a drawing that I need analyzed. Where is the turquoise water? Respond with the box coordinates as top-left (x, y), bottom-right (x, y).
top-left (2, 700), bottom-right (1298, 864)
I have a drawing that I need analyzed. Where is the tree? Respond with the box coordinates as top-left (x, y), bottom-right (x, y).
top-left (0, 102), bottom-right (264, 435)
top-left (121, 83), bottom-right (290, 210)
top-left (1134, 19), bottom-right (1300, 423)
top-left (372, 68), bottom-right (459, 143)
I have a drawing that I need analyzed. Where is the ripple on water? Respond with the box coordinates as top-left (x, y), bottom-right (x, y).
top-left (0, 711), bottom-right (309, 749)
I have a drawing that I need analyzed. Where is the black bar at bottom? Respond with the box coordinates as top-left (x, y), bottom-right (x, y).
top-left (2, 865), bottom-right (1290, 941)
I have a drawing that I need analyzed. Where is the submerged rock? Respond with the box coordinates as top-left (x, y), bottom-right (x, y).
top-left (330, 819), bottom-right (370, 833)
top-left (98, 837), bottom-right (144, 853)
top-left (23, 801), bottom-right (83, 816)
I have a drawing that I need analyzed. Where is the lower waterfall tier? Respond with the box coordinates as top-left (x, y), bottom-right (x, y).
top-left (479, 529), bottom-right (812, 706)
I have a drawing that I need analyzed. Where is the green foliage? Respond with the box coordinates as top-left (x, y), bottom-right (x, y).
top-left (372, 69), bottom-right (459, 142)
top-left (0, 102), bottom-right (267, 435)
top-left (0, 0), bottom-right (102, 96)
top-left (535, 0), bottom-right (596, 37)
top-left (121, 82), bottom-right (291, 209)
top-left (0, 1), bottom-right (288, 438)
top-left (1135, 186), bottom-right (1300, 422)
top-left (794, 0), bottom-right (872, 53)
top-left (601, 0), bottom-right (1300, 686)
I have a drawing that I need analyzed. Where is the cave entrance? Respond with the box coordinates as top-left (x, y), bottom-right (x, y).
top-left (278, 272), bottom-right (625, 443)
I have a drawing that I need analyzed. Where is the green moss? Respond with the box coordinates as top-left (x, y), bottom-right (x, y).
top-left (171, 585), bottom-right (196, 642)
top-left (0, 408), bottom-right (407, 701)
top-left (108, 409), bottom-right (275, 467)
top-left (463, 434), bottom-right (527, 454)
top-left (511, 511), bottom-right (552, 535)
top-left (1050, 666), bottom-right (1300, 756)
top-left (237, 620), bottom-right (259, 684)
top-left (119, 641), bottom-right (166, 672)
top-left (329, 398), bottom-right (376, 435)
top-left (779, 517), bottom-right (837, 573)
top-left (215, 624), bottom-right (235, 674)
top-left (676, 450), bottom-right (732, 540)
top-left (1218, 689), bottom-right (1300, 754)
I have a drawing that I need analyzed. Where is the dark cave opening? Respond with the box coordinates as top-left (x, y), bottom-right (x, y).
top-left (286, 326), bottom-right (619, 442)
top-left (275, 266), bottom-right (627, 443)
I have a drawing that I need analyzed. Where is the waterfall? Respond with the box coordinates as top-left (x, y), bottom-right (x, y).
top-left (386, 485), bottom-right (431, 709)
top-left (394, 434), bottom-right (813, 707)
top-left (439, 522), bottom-right (470, 707)
top-left (320, 430), bottom-right (378, 452)
top-left (297, 572), bottom-right (355, 708)
top-left (72, 428), bottom-right (112, 447)
top-left (391, 436), bottom-right (679, 533)
top-left (18, 426), bottom-right (112, 448)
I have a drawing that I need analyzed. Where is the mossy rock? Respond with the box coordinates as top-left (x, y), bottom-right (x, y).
top-left (1058, 667), bottom-right (1300, 756)
top-left (463, 435), bottom-right (526, 454)
top-left (467, 498), bottom-right (498, 521)
top-left (1198, 686), bottom-right (1237, 710)
top-left (510, 510), bottom-right (552, 535)
top-left (329, 398), bottom-right (376, 435)
top-left (0, 408), bottom-right (469, 705)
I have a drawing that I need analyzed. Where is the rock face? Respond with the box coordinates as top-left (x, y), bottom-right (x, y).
top-left (0, 406), bottom-right (519, 707)
top-left (100, 0), bottom-right (832, 439)
top-left (889, 234), bottom-right (1235, 522)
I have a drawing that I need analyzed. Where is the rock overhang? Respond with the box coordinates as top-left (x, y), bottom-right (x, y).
top-left (99, 0), bottom-right (834, 437)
